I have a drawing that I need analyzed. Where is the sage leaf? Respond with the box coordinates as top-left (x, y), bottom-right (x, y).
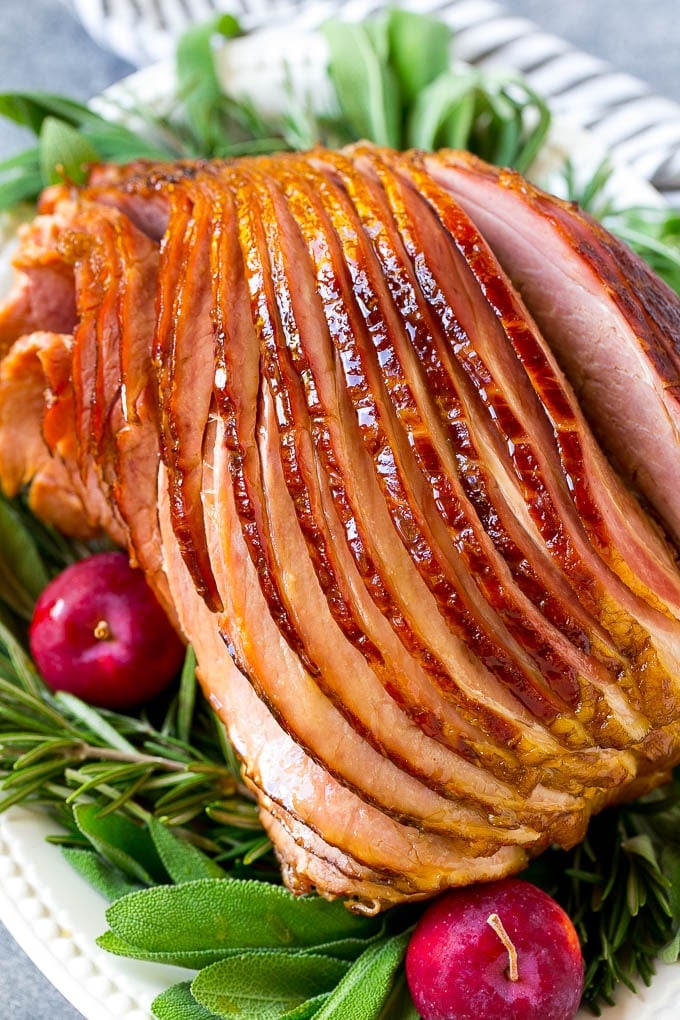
top-left (0, 91), bottom-right (96, 134)
top-left (97, 930), bottom-right (233, 970)
top-left (74, 802), bottom-right (168, 885)
top-left (322, 19), bottom-right (400, 147)
top-left (0, 90), bottom-right (168, 162)
top-left (280, 995), bottom-right (329, 1019)
top-left (375, 971), bottom-right (419, 1020)
top-left (190, 951), bottom-right (349, 1019)
top-left (39, 116), bottom-right (100, 186)
top-left (0, 167), bottom-right (43, 210)
top-left (504, 81), bottom-right (552, 174)
top-left (62, 847), bottom-right (142, 902)
top-left (0, 146), bottom-right (42, 174)
top-left (387, 9), bottom-right (451, 105)
top-left (299, 926), bottom-right (387, 962)
top-left (177, 14), bottom-right (241, 154)
top-left (406, 71), bottom-right (478, 151)
top-left (149, 816), bottom-right (227, 883)
top-left (104, 878), bottom-right (379, 955)
top-left (152, 981), bottom-right (221, 1020)
top-left (79, 120), bottom-right (174, 162)
top-left (97, 917), bottom-right (385, 970)
top-left (478, 87), bottom-right (520, 168)
top-left (312, 930), bottom-right (411, 1020)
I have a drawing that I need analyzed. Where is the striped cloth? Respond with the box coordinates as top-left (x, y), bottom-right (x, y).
top-left (61, 0), bottom-right (680, 201)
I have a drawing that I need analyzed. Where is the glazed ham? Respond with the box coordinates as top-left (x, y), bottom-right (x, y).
top-left (3, 144), bottom-right (680, 911)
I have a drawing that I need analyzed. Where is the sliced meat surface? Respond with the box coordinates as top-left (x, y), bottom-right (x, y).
top-left (155, 181), bottom-right (221, 611)
top-left (4, 145), bottom-right (680, 911)
top-left (426, 149), bottom-right (680, 548)
top-left (162, 460), bottom-right (539, 905)
top-left (0, 331), bottom-right (95, 537)
top-left (364, 146), bottom-right (680, 727)
top-left (306, 151), bottom-right (625, 735)
top-left (227, 163), bottom-right (537, 785)
top-left (0, 214), bottom-right (77, 357)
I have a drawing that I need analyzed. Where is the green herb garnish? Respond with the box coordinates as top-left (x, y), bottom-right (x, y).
top-left (606, 205), bottom-right (680, 293)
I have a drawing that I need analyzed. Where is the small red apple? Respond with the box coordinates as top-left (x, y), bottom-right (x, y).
top-left (29, 551), bottom-right (184, 710)
top-left (405, 878), bottom-right (584, 1020)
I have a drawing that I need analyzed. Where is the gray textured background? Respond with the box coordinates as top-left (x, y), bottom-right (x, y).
top-left (0, 0), bottom-right (678, 1017)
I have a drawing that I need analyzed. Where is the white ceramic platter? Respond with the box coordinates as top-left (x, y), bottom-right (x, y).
top-left (1, 25), bottom-right (679, 1020)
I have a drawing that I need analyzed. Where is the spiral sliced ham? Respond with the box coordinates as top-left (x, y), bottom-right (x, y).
top-left (3, 144), bottom-right (680, 911)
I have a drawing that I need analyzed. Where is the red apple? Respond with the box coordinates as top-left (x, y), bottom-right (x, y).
top-left (29, 551), bottom-right (184, 709)
top-left (405, 878), bottom-right (584, 1020)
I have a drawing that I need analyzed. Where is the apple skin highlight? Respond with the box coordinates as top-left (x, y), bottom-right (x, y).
top-left (405, 878), bottom-right (585, 1020)
top-left (29, 551), bottom-right (185, 710)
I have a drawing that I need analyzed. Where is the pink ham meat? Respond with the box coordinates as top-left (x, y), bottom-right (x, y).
top-left (425, 149), bottom-right (680, 546)
top-left (3, 144), bottom-right (680, 911)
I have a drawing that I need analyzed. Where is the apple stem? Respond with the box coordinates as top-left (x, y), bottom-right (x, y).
top-left (487, 912), bottom-right (519, 982)
top-left (93, 619), bottom-right (112, 641)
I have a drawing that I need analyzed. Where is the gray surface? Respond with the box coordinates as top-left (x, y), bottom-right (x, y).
top-left (504, 0), bottom-right (680, 106)
top-left (0, 1), bottom-right (678, 1017)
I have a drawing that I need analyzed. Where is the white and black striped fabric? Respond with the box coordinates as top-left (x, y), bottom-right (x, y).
top-left (61, 0), bottom-right (680, 201)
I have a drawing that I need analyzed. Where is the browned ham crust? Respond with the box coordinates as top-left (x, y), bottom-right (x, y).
top-left (3, 145), bottom-right (680, 910)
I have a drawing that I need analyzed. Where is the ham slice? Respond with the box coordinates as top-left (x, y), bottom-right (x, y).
top-left (2, 144), bottom-right (680, 909)
top-left (426, 150), bottom-right (680, 547)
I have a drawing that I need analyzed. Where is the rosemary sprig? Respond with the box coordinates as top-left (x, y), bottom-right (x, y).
top-left (5, 694), bottom-right (265, 845)
top-left (0, 488), bottom-right (274, 874)
top-left (0, 618), bottom-right (273, 868)
top-left (526, 783), bottom-right (680, 1013)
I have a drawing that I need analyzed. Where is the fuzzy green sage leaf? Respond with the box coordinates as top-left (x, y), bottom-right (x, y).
top-left (386, 8), bottom-right (451, 105)
top-left (148, 815), bottom-right (227, 884)
top-left (39, 116), bottom-right (100, 186)
top-left (322, 18), bottom-right (400, 147)
top-left (104, 877), bottom-right (380, 956)
top-left (190, 951), bottom-right (349, 1019)
top-left (74, 801), bottom-right (167, 885)
top-left (61, 846), bottom-right (142, 902)
top-left (0, 91), bottom-right (97, 134)
top-left (312, 930), bottom-right (411, 1020)
top-left (279, 995), bottom-right (330, 1020)
top-left (97, 929), bottom-right (233, 971)
top-left (98, 920), bottom-right (387, 971)
top-left (152, 981), bottom-right (221, 1020)
top-left (176, 14), bottom-right (241, 155)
